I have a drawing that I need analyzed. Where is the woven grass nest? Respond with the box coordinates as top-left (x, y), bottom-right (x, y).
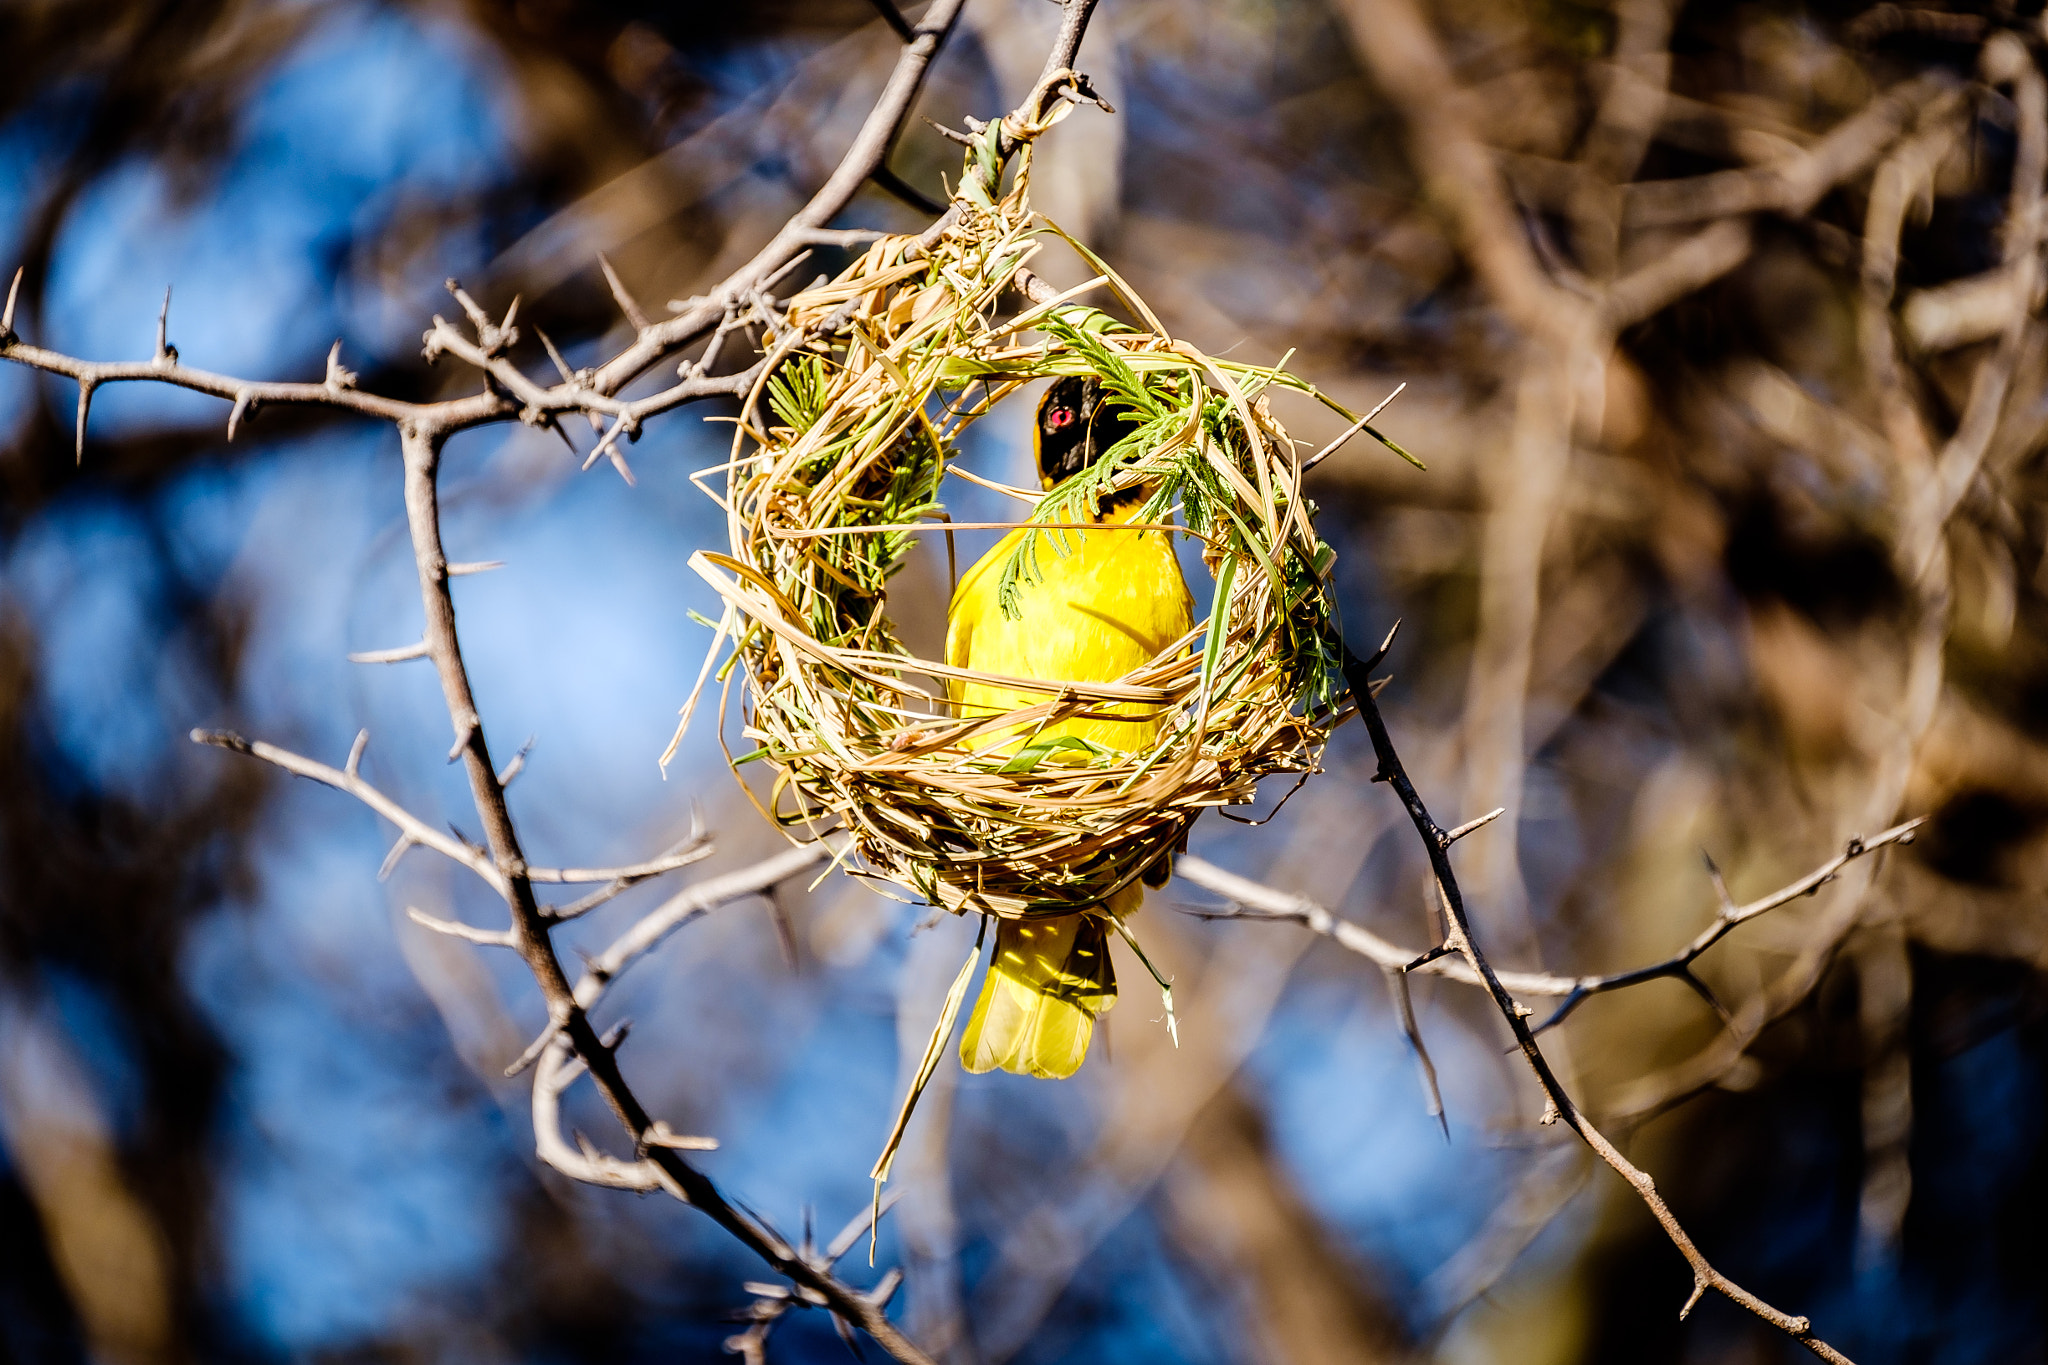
top-left (680, 144), bottom-right (1410, 923)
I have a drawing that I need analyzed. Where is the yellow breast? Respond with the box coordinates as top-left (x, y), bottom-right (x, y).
top-left (944, 508), bottom-right (1195, 754)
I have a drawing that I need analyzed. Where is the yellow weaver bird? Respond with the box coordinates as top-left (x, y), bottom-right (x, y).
top-left (945, 377), bottom-right (1195, 1079)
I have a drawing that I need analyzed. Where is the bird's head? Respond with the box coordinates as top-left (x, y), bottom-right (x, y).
top-left (1034, 376), bottom-right (1139, 491)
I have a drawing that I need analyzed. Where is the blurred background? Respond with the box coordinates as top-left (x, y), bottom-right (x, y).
top-left (1, 1), bottom-right (2045, 1362)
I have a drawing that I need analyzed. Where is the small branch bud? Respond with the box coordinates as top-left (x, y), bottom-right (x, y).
top-left (447, 715), bottom-right (478, 763)
top-left (1702, 848), bottom-right (1736, 917)
top-left (1, 266), bottom-right (22, 341)
top-left (1403, 943), bottom-right (1454, 973)
top-left (644, 1120), bottom-right (720, 1152)
top-left (422, 318), bottom-right (449, 365)
top-left (496, 735), bottom-right (534, 788)
top-left (377, 833), bottom-right (416, 882)
top-left (534, 325), bottom-right (576, 384)
top-left (922, 117), bottom-right (976, 147)
top-left (405, 907), bottom-right (516, 947)
top-left (347, 640), bottom-right (431, 664)
top-left (505, 1007), bottom-right (573, 1078)
top-left (446, 277), bottom-right (491, 334)
top-left (1057, 71), bottom-right (1115, 114)
top-left (325, 340), bottom-right (357, 390)
top-left (153, 286), bottom-right (177, 365)
top-left (226, 389), bottom-right (253, 441)
top-left (75, 378), bottom-right (94, 463)
top-left (1441, 806), bottom-right (1506, 846)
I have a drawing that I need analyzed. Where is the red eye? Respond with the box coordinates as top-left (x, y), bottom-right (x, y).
top-left (1046, 407), bottom-right (1075, 430)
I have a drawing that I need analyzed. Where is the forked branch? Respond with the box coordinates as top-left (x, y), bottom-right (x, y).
top-left (1179, 817), bottom-right (1923, 1033)
top-left (1331, 630), bottom-right (1861, 1364)
top-left (52, 6), bottom-right (1119, 1362)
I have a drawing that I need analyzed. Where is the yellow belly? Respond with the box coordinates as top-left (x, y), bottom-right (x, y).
top-left (945, 515), bottom-right (1195, 753)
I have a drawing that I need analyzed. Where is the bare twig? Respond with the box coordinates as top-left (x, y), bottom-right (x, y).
top-left (1180, 814), bottom-right (1919, 1031)
top-left (347, 640), bottom-right (431, 665)
top-left (565, 842), bottom-right (834, 1008)
top-left (524, 839), bottom-right (716, 887)
top-left (723, 1193), bottom-right (908, 1364)
top-left (0, 1), bottom-right (969, 457)
top-left (1, 337), bottom-right (435, 436)
top-left (405, 907), bottom-right (516, 948)
top-left (191, 728), bottom-right (505, 891)
top-left (382, 417), bottom-right (933, 1361)
top-left (1329, 636), bottom-right (1860, 1362)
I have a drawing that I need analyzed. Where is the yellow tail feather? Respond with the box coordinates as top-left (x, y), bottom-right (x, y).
top-left (959, 913), bottom-right (1118, 1079)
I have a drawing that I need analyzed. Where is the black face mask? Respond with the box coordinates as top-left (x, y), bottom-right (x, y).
top-left (1034, 376), bottom-right (1140, 488)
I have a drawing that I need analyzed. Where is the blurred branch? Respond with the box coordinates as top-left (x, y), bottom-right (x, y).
top-left (1610, 32), bottom-right (2045, 1135)
top-left (1421, 1141), bottom-right (1588, 1324)
top-left (971, 914), bottom-right (1321, 1360)
top-left (1601, 218), bottom-right (1753, 328)
top-left (1851, 913), bottom-right (1913, 1266)
top-left (967, 797), bottom-right (1390, 1361)
top-left (1333, 0), bottom-right (1577, 336)
top-left (1569, 0), bottom-right (1675, 279)
top-left (1161, 1080), bottom-right (1414, 1363)
top-left (1916, 39), bottom-right (2044, 566)
top-left (1337, 0), bottom-right (1599, 951)
top-left (1331, 1), bottom-right (1981, 1144)
top-left (1624, 73), bottom-right (1961, 228)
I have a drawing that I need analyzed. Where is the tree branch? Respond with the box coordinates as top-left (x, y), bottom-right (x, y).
top-left (157, 6), bottom-right (1118, 1361)
top-left (586, 0), bottom-right (970, 398)
top-left (1177, 816), bottom-right (1923, 1034)
top-left (190, 728), bottom-right (504, 892)
top-left (1329, 633), bottom-right (1862, 1364)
